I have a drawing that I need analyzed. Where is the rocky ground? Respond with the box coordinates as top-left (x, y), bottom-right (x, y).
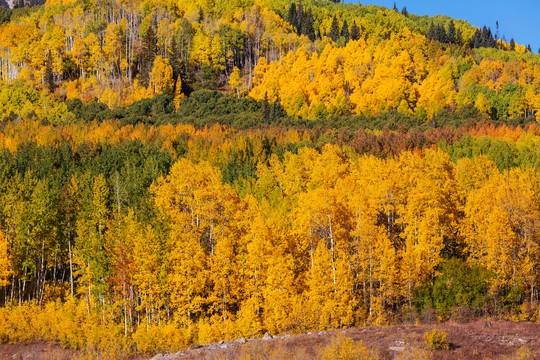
top-left (1, 320), bottom-right (539, 359)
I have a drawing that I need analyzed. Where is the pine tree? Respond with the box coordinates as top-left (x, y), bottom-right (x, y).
top-left (341, 19), bottom-right (349, 41)
top-left (45, 50), bottom-right (55, 94)
top-left (296, 2), bottom-right (303, 33)
top-left (393, 2), bottom-right (398, 11)
top-left (447, 20), bottom-right (456, 44)
top-left (330, 16), bottom-right (340, 42)
top-left (437, 24), bottom-right (447, 43)
top-left (301, 9), bottom-right (316, 41)
top-left (263, 91), bottom-right (270, 122)
top-left (401, 6), bottom-right (408, 16)
top-left (456, 28), bottom-right (463, 46)
top-left (140, 25), bottom-right (157, 87)
top-left (427, 22), bottom-right (435, 41)
top-left (169, 35), bottom-right (181, 81)
top-left (350, 21), bottom-right (360, 41)
top-left (510, 38), bottom-right (516, 51)
top-left (288, 3), bottom-right (298, 32)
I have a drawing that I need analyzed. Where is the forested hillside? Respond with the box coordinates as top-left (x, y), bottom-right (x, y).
top-left (0, 0), bottom-right (540, 358)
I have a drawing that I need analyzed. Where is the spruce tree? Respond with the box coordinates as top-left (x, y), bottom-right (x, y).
top-left (263, 91), bottom-right (270, 122)
top-left (288, 3), bottom-right (298, 32)
top-left (296, 2), bottom-right (303, 33)
top-left (471, 29), bottom-right (481, 48)
top-left (350, 21), bottom-right (360, 41)
top-left (140, 25), bottom-right (157, 87)
top-left (169, 36), bottom-right (181, 81)
top-left (45, 50), bottom-right (55, 94)
top-left (509, 38), bottom-right (516, 51)
top-left (456, 28), bottom-right (463, 46)
top-left (341, 19), bottom-right (349, 41)
top-left (427, 22), bottom-right (435, 41)
top-left (437, 24), bottom-right (447, 43)
top-left (301, 9), bottom-right (316, 41)
top-left (393, 2), bottom-right (398, 11)
top-left (447, 20), bottom-right (456, 44)
top-left (401, 6), bottom-right (408, 16)
top-left (330, 16), bottom-right (340, 42)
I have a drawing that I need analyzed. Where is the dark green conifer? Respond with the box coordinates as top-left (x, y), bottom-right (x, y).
top-left (45, 50), bottom-right (55, 94)
top-left (330, 16), bottom-right (340, 42)
top-left (296, 2), bottom-right (303, 33)
top-left (401, 6), bottom-right (408, 16)
top-left (447, 20), bottom-right (456, 44)
top-left (140, 24), bottom-right (157, 87)
top-left (341, 19), bottom-right (349, 41)
top-left (288, 3), bottom-right (298, 31)
top-left (263, 91), bottom-right (270, 121)
top-left (301, 8), bottom-right (316, 41)
top-left (350, 21), bottom-right (360, 41)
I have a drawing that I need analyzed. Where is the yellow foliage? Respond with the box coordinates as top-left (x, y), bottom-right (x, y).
top-left (0, 228), bottom-right (12, 286)
top-left (320, 335), bottom-right (379, 360)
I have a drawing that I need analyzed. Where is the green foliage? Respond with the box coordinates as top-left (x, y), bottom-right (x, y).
top-left (431, 259), bottom-right (492, 317)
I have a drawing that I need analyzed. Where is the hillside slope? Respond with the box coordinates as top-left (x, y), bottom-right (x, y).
top-left (0, 0), bottom-right (538, 123)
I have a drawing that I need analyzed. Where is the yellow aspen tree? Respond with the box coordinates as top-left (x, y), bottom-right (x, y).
top-left (464, 169), bottom-right (540, 302)
top-left (228, 67), bottom-right (242, 98)
top-left (0, 228), bottom-right (12, 286)
top-left (149, 56), bottom-right (174, 94)
top-left (173, 75), bottom-right (184, 110)
top-left (346, 156), bottom-right (399, 323)
top-left (152, 159), bottom-right (243, 328)
top-left (399, 149), bottom-right (460, 302)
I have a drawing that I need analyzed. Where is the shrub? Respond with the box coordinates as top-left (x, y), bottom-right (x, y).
top-left (424, 328), bottom-right (449, 350)
top-left (319, 335), bottom-right (379, 360)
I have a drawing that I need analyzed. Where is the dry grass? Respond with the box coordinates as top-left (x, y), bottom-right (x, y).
top-left (1, 320), bottom-right (539, 360)
top-left (164, 320), bottom-right (540, 360)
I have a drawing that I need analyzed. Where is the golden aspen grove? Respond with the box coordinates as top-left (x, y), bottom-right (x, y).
top-left (0, 0), bottom-right (539, 358)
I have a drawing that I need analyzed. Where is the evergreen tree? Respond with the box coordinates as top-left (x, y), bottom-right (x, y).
top-left (447, 20), bottom-right (456, 44)
top-left (341, 19), bottom-right (349, 41)
top-left (393, 2), bottom-right (398, 11)
top-left (456, 28), bottom-right (463, 46)
top-left (527, 44), bottom-right (532, 52)
top-left (301, 9), bottom-right (316, 41)
top-left (288, 3), bottom-right (298, 32)
top-left (45, 50), bottom-right (55, 94)
top-left (296, 2), bottom-right (303, 33)
top-left (330, 16), bottom-right (340, 42)
top-left (263, 91), bottom-right (270, 122)
top-left (438, 24), bottom-right (448, 43)
top-left (401, 6), bottom-right (408, 16)
top-left (472, 29), bottom-right (480, 48)
top-left (509, 38), bottom-right (516, 51)
top-left (350, 21), bottom-right (360, 41)
top-left (169, 35), bottom-right (181, 81)
top-left (140, 25), bottom-right (157, 87)
top-left (427, 22), bottom-right (435, 41)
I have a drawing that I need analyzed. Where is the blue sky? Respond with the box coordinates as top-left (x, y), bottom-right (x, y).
top-left (346, 0), bottom-right (540, 52)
